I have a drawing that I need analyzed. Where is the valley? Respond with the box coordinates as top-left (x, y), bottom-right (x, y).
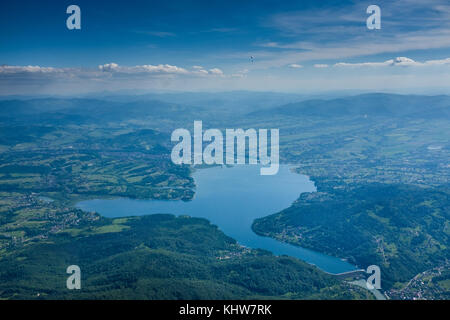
top-left (0, 92), bottom-right (448, 299)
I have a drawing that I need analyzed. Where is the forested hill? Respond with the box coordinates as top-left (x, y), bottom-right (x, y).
top-left (0, 212), bottom-right (372, 299)
top-left (253, 182), bottom-right (450, 291)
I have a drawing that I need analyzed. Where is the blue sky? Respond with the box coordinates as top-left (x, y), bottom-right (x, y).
top-left (1, 0), bottom-right (450, 94)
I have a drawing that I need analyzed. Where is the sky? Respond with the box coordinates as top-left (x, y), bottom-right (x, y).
top-left (1, 0), bottom-right (450, 95)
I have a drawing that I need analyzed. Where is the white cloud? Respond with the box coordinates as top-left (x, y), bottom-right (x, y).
top-left (98, 63), bottom-right (119, 72)
top-left (234, 0), bottom-right (450, 71)
top-left (98, 63), bottom-right (228, 77)
top-left (422, 57), bottom-right (450, 66)
top-left (0, 62), bottom-right (235, 95)
top-left (208, 68), bottom-right (224, 75)
top-left (0, 65), bottom-right (64, 73)
top-left (243, 29), bottom-right (450, 70)
top-left (194, 69), bottom-right (209, 75)
top-left (137, 64), bottom-right (189, 74)
top-left (288, 64), bottom-right (303, 68)
top-left (390, 57), bottom-right (419, 67)
top-left (0, 63), bottom-right (229, 95)
top-left (261, 42), bottom-right (281, 48)
top-left (334, 56), bottom-right (450, 68)
top-left (314, 64), bottom-right (328, 68)
top-left (334, 61), bottom-right (391, 68)
top-left (99, 63), bottom-right (189, 74)
top-left (0, 63), bottom-right (227, 81)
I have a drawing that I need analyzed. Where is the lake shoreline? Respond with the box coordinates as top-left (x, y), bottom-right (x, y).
top-left (76, 164), bottom-right (358, 274)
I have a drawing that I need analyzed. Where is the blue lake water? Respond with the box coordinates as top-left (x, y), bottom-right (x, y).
top-left (76, 165), bottom-right (357, 274)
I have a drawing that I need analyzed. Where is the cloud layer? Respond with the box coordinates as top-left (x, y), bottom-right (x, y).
top-left (334, 57), bottom-right (450, 68)
top-left (0, 63), bottom-right (224, 78)
top-left (98, 63), bottom-right (224, 76)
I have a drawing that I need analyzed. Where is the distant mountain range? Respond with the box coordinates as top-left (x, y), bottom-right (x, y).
top-left (250, 93), bottom-right (450, 119)
top-left (0, 98), bottom-right (204, 124)
top-left (1, 93), bottom-right (449, 126)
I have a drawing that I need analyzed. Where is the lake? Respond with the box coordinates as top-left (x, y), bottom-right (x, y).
top-left (76, 164), bottom-right (357, 274)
